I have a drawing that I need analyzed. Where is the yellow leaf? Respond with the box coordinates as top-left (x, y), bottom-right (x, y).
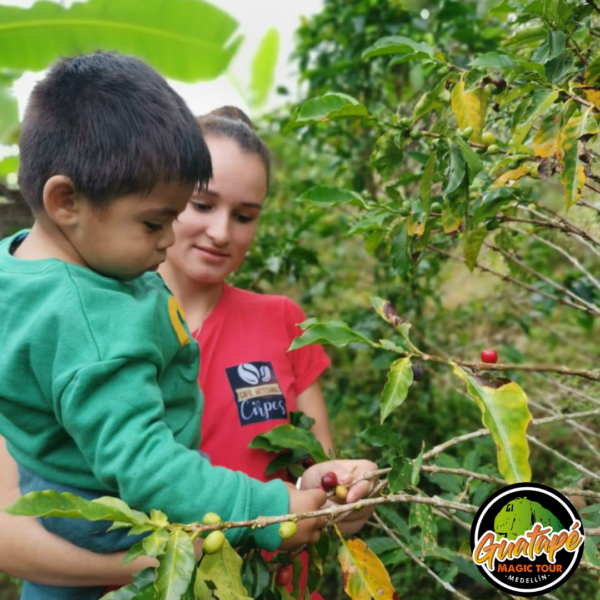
top-left (450, 77), bottom-right (488, 143)
top-left (532, 122), bottom-right (558, 158)
top-left (583, 87), bottom-right (600, 108)
top-left (406, 213), bottom-right (425, 236)
top-left (490, 166), bottom-right (530, 188)
top-left (337, 530), bottom-right (396, 600)
top-left (559, 115), bottom-right (588, 210)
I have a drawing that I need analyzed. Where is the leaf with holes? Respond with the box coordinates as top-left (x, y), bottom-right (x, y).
top-left (409, 501), bottom-right (437, 557)
top-left (197, 538), bottom-right (252, 600)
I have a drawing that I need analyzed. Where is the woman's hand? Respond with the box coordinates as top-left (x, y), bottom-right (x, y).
top-left (301, 459), bottom-right (378, 534)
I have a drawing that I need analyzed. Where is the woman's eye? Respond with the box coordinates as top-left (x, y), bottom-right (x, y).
top-left (144, 222), bottom-right (163, 232)
top-left (191, 202), bottom-right (212, 212)
top-left (235, 214), bottom-right (253, 224)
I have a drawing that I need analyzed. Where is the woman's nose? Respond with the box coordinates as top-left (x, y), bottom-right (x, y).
top-left (206, 212), bottom-right (231, 246)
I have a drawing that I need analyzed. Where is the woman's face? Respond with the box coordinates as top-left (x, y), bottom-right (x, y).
top-left (167, 135), bottom-right (268, 284)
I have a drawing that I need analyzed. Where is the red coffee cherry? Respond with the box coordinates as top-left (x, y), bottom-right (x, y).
top-left (275, 565), bottom-right (293, 587)
top-left (481, 349), bottom-right (498, 364)
top-left (302, 457), bottom-right (316, 468)
top-left (321, 471), bottom-right (338, 490)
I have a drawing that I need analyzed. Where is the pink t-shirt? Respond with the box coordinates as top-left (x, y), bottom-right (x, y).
top-left (195, 283), bottom-right (331, 481)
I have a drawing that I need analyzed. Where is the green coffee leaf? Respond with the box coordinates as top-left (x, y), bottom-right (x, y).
top-left (287, 92), bottom-right (368, 129)
top-left (198, 538), bottom-right (252, 600)
top-left (297, 186), bottom-right (367, 208)
top-left (289, 319), bottom-right (374, 350)
top-left (249, 424), bottom-right (328, 463)
top-left (463, 226), bottom-right (488, 271)
top-left (420, 151), bottom-right (437, 212)
top-left (6, 491), bottom-right (147, 525)
top-left (362, 35), bottom-right (433, 60)
top-left (155, 530), bottom-right (196, 600)
top-left (381, 357), bottom-right (413, 423)
top-left (409, 501), bottom-right (437, 557)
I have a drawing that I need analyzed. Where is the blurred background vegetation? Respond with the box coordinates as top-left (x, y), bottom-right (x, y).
top-left (1, 0), bottom-right (599, 598)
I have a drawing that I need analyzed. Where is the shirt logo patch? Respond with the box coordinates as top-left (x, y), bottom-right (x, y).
top-left (226, 361), bottom-right (287, 426)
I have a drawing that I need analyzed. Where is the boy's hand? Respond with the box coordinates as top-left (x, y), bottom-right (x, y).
top-left (301, 459), bottom-right (378, 534)
top-left (280, 487), bottom-right (328, 550)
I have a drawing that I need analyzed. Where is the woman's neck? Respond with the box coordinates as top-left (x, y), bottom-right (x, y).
top-left (158, 260), bottom-right (224, 333)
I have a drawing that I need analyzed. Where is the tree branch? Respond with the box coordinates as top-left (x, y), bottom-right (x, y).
top-left (372, 513), bottom-right (473, 600)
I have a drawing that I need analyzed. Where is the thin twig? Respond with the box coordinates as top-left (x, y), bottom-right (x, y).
top-left (423, 408), bottom-right (600, 461)
top-left (373, 513), bottom-right (473, 600)
top-left (427, 245), bottom-right (600, 320)
top-left (530, 205), bottom-right (600, 247)
top-left (484, 241), bottom-right (600, 316)
top-left (511, 226), bottom-right (600, 293)
top-left (580, 199), bottom-right (600, 214)
top-left (527, 435), bottom-right (600, 482)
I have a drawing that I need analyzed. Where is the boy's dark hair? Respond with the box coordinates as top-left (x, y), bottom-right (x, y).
top-left (19, 52), bottom-right (212, 212)
top-left (197, 106), bottom-right (270, 183)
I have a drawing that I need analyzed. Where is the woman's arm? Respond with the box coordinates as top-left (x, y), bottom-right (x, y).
top-left (296, 380), bottom-right (336, 458)
top-left (0, 436), bottom-right (157, 586)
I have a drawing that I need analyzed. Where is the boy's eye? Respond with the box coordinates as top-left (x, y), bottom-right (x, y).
top-left (144, 222), bottom-right (163, 232)
top-left (235, 214), bottom-right (253, 224)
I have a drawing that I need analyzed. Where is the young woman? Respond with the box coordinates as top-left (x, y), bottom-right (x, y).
top-left (0, 108), bottom-right (374, 594)
top-left (159, 107), bottom-right (336, 481)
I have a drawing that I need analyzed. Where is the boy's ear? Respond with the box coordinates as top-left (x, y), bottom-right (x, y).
top-left (42, 176), bottom-right (81, 226)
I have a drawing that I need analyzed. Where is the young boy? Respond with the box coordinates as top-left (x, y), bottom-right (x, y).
top-left (0, 52), bottom-right (336, 599)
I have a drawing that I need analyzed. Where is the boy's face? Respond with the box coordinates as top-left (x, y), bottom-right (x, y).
top-left (73, 182), bottom-right (194, 281)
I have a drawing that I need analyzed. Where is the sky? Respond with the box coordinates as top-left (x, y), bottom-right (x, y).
top-left (3, 0), bottom-right (325, 119)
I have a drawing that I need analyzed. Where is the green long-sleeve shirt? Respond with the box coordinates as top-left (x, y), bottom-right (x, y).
top-left (0, 230), bottom-right (288, 550)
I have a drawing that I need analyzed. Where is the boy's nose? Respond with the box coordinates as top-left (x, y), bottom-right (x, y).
top-left (157, 224), bottom-right (176, 250)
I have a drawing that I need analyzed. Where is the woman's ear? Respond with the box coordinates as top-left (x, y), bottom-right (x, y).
top-left (42, 176), bottom-right (80, 227)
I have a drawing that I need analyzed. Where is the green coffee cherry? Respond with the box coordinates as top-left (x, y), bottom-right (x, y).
top-left (430, 201), bottom-right (443, 213)
top-left (507, 160), bottom-right (520, 170)
top-left (203, 530), bottom-right (225, 554)
top-left (202, 512), bottom-right (222, 526)
top-left (485, 219), bottom-right (500, 231)
top-left (460, 126), bottom-right (474, 140)
top-left (279, 521), bottom-right (298, 540)
top-left (399, 117), bottom-right (411, 128)
top-left (529, 163), bottom-right (539, 178)
top-left (400, 201), bottom-right (411, 216)
top-left (486, 144), bottom-right (500, 155)
top-left (409, 129), bottom-right (423, 140)
top-left (437, 65), bottom-right (450, 77)
top-left (481, 131), bottom-right (496, 146)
